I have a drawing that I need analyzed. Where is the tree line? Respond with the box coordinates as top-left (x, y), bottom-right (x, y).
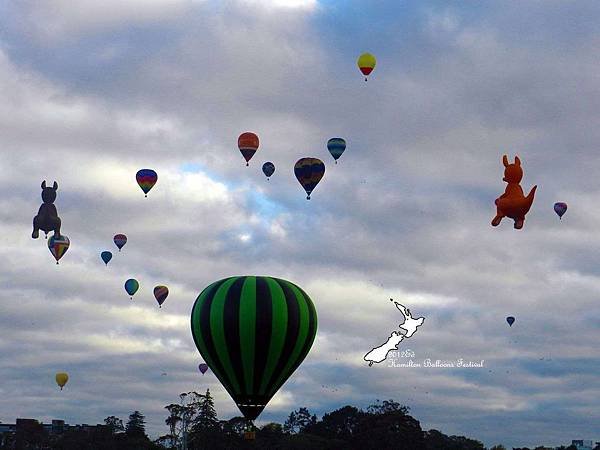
top-left (1, 392), bottom-right (596, 449)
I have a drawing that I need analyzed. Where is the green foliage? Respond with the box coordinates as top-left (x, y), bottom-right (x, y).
top-left (103, 416), bottom-right (124, 434)
top-left (283, 407), bottom-right (317, 434)
top-left (125, 411), bottom-right (147, 439)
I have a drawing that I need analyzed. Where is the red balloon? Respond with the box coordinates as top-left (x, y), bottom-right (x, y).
top-left (238, 132), bottom-right (259, 166)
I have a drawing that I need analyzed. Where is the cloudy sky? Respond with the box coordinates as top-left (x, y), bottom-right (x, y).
top-left (0, 0), bottom-right (599, 447)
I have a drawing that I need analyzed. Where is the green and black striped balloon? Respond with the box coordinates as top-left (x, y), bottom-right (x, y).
top-left (190, 276), bottom-right (318, 421)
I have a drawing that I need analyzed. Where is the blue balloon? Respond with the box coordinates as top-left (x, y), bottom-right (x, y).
top-left (506, 316), bottom-right (515, 327)
top-left (101, 251), bottom-right (112, 266)
top-left (262, 162), bottom-right (275, 179)
top-left (327, 138), bottom-right (346, 164)
top-left (125, 279), bottom-right (139, 299)
top-left (554, 202), bottom-right (567, 219)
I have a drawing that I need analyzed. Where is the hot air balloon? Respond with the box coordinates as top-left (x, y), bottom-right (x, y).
top-left (101, 251), bottom-right (112, 266)
top-left (55, 372), bottom-right (69, 390)
top-left (554, 202), bottom-right (567, 220)
top-left (238, 132), bottom-right (259, 166)
top-left (491, 155), bottom-right (537, 230)
top-left (48, 235), bottom-right (69, 264)
top-left (113, 234), bottom-right (127, 252)
top-left (262, 162), bottom-right (275, 180)
top-left (136, 169), bottom-right (158, 197)
top-left (506, 316), bottom-right (515, 327)
top-left (32, 181), bottom-right (62, 240)
top-left (294, 158), bottom-right (325, 200)
top-left (125, 279), bottom-right (139, 299)
top-left (357, 53), bottom-right (376, 81)
top-left (199, 363), bottom-right (209, 375)
top-left (191, 276), bottom-right (317, 421)
top-left (154, 285), bottom-right (169, 308)
top-left (327, 138), bottom-right (346, 164)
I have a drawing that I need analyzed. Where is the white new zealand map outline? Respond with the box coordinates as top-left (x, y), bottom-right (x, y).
top-left (364, 299), bottom-right (425, 367)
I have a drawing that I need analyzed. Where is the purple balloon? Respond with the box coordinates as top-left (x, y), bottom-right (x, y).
top-left (554, 202), bottom-right (567, 219)
top-left (198, 363), bottom-right (209, 375)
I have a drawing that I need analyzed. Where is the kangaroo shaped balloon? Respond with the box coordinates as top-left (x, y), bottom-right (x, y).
top-left (491, 155), bottom-right (537, 230)
top-left (32, 181), bottom-right (62, 239)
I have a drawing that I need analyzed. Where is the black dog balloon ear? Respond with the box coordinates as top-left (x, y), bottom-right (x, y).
top-left (53, 181), bottom-right (58, 190)
top-left (42, 180), bottom-right (47, 189)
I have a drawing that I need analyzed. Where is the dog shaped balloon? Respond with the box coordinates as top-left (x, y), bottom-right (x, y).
top-left (491, 155), bottom-right (537, 230)
top-left (32, 181), bottom-right (62, 239)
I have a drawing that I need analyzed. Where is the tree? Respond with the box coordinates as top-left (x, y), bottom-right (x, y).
top-left (126, 411), bottom-right (147, 439)
top-left (490, 445), bottom-right (506, 450)
top-left (104, 416), bottom-right (124, 434)
top-left (310, 405), bottom-right (364, 439)
top-left (283, 407), bottom-right (317, 434)
top-left (367, 399), bottom-right (409, 415)
top-left (193, 389), bottom-right (219, 431)
top-left (221, 416), bottom-right (247, 438)
top-left (354, 408), bottom-right (425, 450)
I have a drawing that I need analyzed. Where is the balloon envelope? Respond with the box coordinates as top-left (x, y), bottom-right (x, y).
top-left (554, 202), bottom-right (567, 219)
top-left (294, 158), bottom-right (325, 199)
top-left (199, 363), bottom-right (209, 375)
top-left (48, 235), bottom-right (69, 264)
top-left (357, 53), bottom-right (376, 79)
top-left (506, 316), bottom-right (515, 327)
top-left (113, 234), bottom-right (127, 251)
top-left (238, 132), bottom-right (259, 166)
top-left (262, 162), bottom-right (275, 179)
top-left (327, 138), bottom-right (346, 163)
top-left (101, 251), bottom-right (112, 265)
top-left (154, 285), bottom-right (169, 307)
top-left (125, 279), bottom-right (139, 298)
top-left (191, 276), bottom-right (318, 421)
top-left (55, 372), bottom-right (69, 390)
top-left (136, 169), bottom-right (158, 197)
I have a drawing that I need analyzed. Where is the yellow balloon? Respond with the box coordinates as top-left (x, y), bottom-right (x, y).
top-left (55, 372), bottom-right (69, 390)
top-left (357, 53), bottom-right (377, 80)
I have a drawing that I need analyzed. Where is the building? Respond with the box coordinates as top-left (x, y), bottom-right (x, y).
top-left (572, 440), bottom-right (594, 450)
top-left (0, 418), bottom-right (104, 445)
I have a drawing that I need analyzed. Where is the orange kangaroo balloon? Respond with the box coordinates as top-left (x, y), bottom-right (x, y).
top-left (491, 155), bottom-right (537, 230)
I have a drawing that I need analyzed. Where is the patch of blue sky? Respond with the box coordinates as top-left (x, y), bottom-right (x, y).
top-left (178, 162), bottom-right (243, 191)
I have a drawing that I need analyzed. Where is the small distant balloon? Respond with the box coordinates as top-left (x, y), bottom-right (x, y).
top-left (327, 138), bottom-right (346, 164)
top-left (198, 363), bottom-right (209, 375)
top-left (294, 158), bottom-right (325, 200)
top-left (136, 169), bottom-right (158, 197)
top-left (48, 235), bottom-right (69, 264)
top-left (55, 372), bottom-right (69, 390)
top-left (154, 285), bottom-right (169, 308)
top-left (125, 279), bottom-right (139, 299)
top-left (357, 53), bottom-right (376, 81)
top-left (101, 251), bottom-right (112, 265)
top-left (506, 316), bottom-right (515, 327)
top-left (113, 234), bottom-right (127, 251)
top-left (554, 202), bottom-right (567, 219)
top-left (238, 132), bottom-right (259, 166)
top-left (262, 162), bottom-right (275, 179)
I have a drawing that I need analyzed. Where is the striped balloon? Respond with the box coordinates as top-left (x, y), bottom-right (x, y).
top-left (191, 276), bottom-right (318, 421)
top-left (48, 235), bottom-right (69, 264)
top-left (294, 157), bottom-right (325, 200)
top-left (113, 234), bottom-right (127, 251)
top-left (238, 132), bottom-right (259, 166)
top-left (327, 138), bottom-right (346, 164)
top-left (154, 285), bottom-right (169, 308)
top-left (136, 169), bottom-right (158, 197)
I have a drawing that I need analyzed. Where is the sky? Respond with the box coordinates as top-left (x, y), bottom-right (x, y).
top-left (0, 0), bottom-right (599, 448)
